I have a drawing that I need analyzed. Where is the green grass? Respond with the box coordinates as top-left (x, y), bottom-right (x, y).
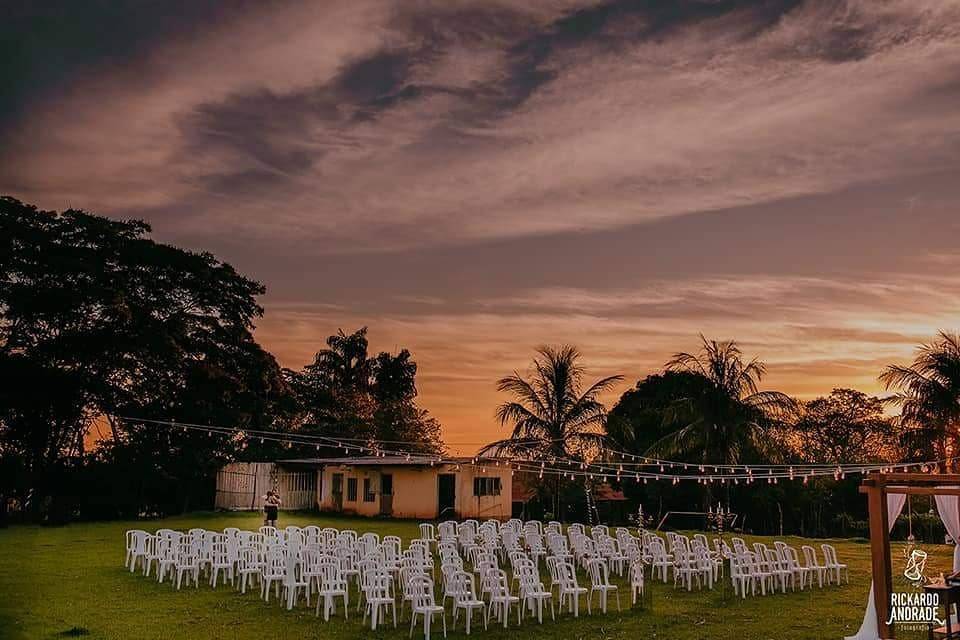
top-left (0, 512), bottom-right (951, 639)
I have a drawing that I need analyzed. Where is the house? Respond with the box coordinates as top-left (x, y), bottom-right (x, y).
top-left (215, 456), bottom-right (513, 520)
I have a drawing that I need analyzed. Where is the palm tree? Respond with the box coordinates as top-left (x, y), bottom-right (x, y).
top-left (481, 345), bottom-right (623, 517)
top-left (880, 331), bottom-right (960, 471)
top-left (648, 336), bottom-right (796, 469)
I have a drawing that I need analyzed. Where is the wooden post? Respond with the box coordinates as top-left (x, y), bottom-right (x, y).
top-left (866, 480), bottom-right (894, 639)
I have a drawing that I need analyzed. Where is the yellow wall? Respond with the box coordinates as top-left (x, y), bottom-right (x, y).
top-left (317, 463), bottom-right (512, 520)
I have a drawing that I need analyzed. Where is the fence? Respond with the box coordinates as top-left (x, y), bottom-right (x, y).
top-left (214, 462), bottom-right (316, 511)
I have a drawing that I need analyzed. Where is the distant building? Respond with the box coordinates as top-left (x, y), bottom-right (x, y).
top-left (510, 471), bottom-right (629, 523)
top-left (215, 456), bottom-right (513, 520)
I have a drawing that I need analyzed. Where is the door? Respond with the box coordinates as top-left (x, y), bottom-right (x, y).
top-left (380, 473), bottom-right (393, 516)
top-left (332, 473), bottom-right (343, 510)
top-left (437, 473), bottom-right (456, 519)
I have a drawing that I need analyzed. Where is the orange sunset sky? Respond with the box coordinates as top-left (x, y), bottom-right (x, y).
top-left (5, 1), bottom-right (960, 454)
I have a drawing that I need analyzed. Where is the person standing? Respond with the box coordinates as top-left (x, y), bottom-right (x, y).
top-left (263, 490), bottom-right (281, 528)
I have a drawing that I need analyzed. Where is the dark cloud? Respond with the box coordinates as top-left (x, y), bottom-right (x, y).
top-left (0, 1), bottom-right (290, 134)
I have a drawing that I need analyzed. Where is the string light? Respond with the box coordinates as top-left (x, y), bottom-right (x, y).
top-left (117, 415), bottom-right (958, 485)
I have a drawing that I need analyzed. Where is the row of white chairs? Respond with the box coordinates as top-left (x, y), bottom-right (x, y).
top-left (126, 520), bottom-right (845, 637)
top-left (126, 521), bottom-right (646, 638)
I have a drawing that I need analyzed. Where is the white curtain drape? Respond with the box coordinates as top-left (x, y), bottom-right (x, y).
top-left (935, 489), bottom-right (960, 572)
top-left (935, 489), bottom-right (960, 627)
top-left (845, 493), bottom-right (907, 640)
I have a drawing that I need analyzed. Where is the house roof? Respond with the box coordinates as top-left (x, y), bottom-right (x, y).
top-left (510, 472), bottom-right (626, 503)
top-left (593, 483), bottom-right (627, 501)
top-left (279, 455), bottom-right (472, 468)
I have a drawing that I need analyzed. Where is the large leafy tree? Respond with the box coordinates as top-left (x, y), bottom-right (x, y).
top-left (606, 371), bottom-right (711, 456)
top-left (0, 197), bottom-right (289, 517)
top-left (881, 331), bottom-right (960, 470)
top-left (287, 328), bottom-right (442, 453)
top-left (648, 336), bottom-right (797, 468)
top-left (481, 346), bottom-right (622, 517)
top-left (787, 388), bottom-right (897, 464)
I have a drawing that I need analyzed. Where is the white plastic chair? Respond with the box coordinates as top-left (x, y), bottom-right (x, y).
top-left (821, 544), bottom-right (848, 584)
top-left (362, 574), bottom-right (396, 630)
top-left (451, 571), bottom-right (486, 634)
top-left (316, 559), bottom-right (349, 621)
top-left (408, 575), bottom-right (446, 640)
top-left (484, 570), bottom-right (519, 628)
top-left (209, 539), bottom-right (234, 588)
top-left (518, 565), bottom-right (554, 623)
top-left (125, 530), bottom-right (150, 572)
top-left (174, 539), bottom-right (199, 590)
top-left (629, 560), bottom-right (644, 605)
top-left (237, 545), bottom-right (263, 594)
top-left (587, 557), bottom-right (620, 613)
top-left (261, 549), bottom-right (286, 602)
top-left (557, 562), bottom-right (587, 618)
top-left (801, 545), bottom-right (827, 588)
top-left (420, 523), bottom-right (437, 548)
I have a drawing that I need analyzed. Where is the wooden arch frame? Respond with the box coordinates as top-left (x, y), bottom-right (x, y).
top-left (861, 472), bottom-right (960, 638)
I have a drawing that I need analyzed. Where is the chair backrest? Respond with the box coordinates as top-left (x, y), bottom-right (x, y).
top-left (408, 575), bottom-right (436, 608)
top-left (821, 544), bottom-right (838, 565)
top-left (419, 522), bottom-right (436, 541)
top-left (801, 545), bottom-right (820, 567)
top-left (239, 545), bottom-right (261, 568)
top-left (127, 530), bottom-right (150, 554)
top-left (176, 539), bottom-right (196, 566)
top-left (366, 573), bottom-right (392, 599)
top-left (438, 521), bottom-right (458, 539)
top-left (587, 558), bottom-right (610, 586)
top-left (558, 562), bottom-right (579, 588)
top-left (451, 570), bottom-right (477, 602)
top-left (319, 560), bottom-right (343, 587)
top-left (731, 537), bottom-right (747, 553)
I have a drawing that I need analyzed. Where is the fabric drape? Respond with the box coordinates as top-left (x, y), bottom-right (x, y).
top-left (844, 493), bottom-right (906, 640)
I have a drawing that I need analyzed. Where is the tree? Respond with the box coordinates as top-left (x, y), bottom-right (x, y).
top-left (648, 336), bottom-right (797, 469)
top-left (787, 388), bottom-right (897, 464)
top-left (0, 197), bottom-right (288, 517)
top-left (881, 331), bottom-right (960, 470)
top-left (605, 370), bottom-right (713, 522)
top-left (606, 371), bottom-right (711, 456)
top-left (287, 328), bottom-right (443, 454)
top-left (481, 345), bottom-right (623, 517)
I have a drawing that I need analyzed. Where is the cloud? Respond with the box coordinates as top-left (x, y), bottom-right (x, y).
top-left (5, 0), bottom-right (960, 254)
top-left (5, 0), bottom-right (960, 449)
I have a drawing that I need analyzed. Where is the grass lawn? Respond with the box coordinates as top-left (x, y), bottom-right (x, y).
top-left (0, 511), bottom-right (951, 640)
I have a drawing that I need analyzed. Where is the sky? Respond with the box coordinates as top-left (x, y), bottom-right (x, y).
top-left (4, 0), bottom-right (960, 453)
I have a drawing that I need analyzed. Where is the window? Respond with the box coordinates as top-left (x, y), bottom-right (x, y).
top-left (346, 477), bottom-right (358, 502)
top-left (473, 477), bottom-right (501, 497)
top-left (363, 478), bottom-right (376, 502)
